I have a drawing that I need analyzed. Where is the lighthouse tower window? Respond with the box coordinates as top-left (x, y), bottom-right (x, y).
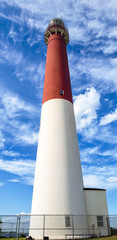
top-left (60, 90), bottom-right (64, 95)
top-left (97, 216), bottom-right (104, 227)
top-left (65, 216), bottom-right (72, 228)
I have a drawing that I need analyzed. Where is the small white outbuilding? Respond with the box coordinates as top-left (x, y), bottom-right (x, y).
top-left (84, 188), bottom-right (110, 237)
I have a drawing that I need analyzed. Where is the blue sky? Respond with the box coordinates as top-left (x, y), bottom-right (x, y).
top-left (0, 0), bottom-right (117, 215)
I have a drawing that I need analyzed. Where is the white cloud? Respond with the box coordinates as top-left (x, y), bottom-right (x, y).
top-left (1, 0), bottom-right (117, 95)
top-left (0, 91), bottom-right (39, 146)
top-left (107, 176), bottom-right (117, 183)
top-left (82, 164), bottom-right (117, 190)
top-left (80, 145), bottom-right (117, 163)
top-left (27, 34), bottom-right (42, 47)
top-left (5, 119), bottom-right (38, 146)
top-left (81, 123), bottom-right (117, 144)
top-left (20, 212), bottom-right (30, 215)
top-left (0, 12), bottom-right (22, 28)
top-left (8, 179), bottom-right (20, 182)
top-left (17, 128), bottom-right (38, 145)
top-left (2, 150), bottom-right (21, 157)
top-left (103, 41), bottom-right (117, 54)
top-left (80, 147), bottom-right (99, 163)
top-left (108, 28), bottom-right (117, 39)
top-left (83, 174), bottom-right (105, 188)
top-left (74, 87), bottom-right (100, 131)
top-left (3, 0), bottom-right (117, 43)
top-left (68, 49), bottom-right (117, 96)
top-left (8, 25), bottom-right (20, 43)
top-left (0, 42), bottom-right (23, 65)
top-left (111, 58), bottom-right (117, 65)
top-left (0, 182), bottom-right (4, 186)
top-left (0, 159), bottom-right (35, 185)
top-left (0, 159), bottom-right (35, 175)
top-left (2, 93), bottom-right (36, 118)
top-left (16, 61), bottom-right (45, 85)
top-left (100, 108), bottom-right (117, 126)
top-left (98, 126), bottom-right (117, 144)
top-left (101, 149), bottom-right (117, 158)
top-left (22, 176), bottom-right (34, 185)
top-left (9, 120), bottom-right (39, 145)
top-left (76, 55), bottom-right (117, 92)
top-left (0, 37), bottom-right (45, 88)
top-left (0, 131), bottom-right (6, 149)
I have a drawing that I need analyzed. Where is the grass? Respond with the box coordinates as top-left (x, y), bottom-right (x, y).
top-left (0, 238), bottom-right (25, 240)
top-left (84, 237), bottom-right (117, 240)
top-left (0, 237), bottom-right (117, 240)
top-left (98, 237), bottom-right (117, 240)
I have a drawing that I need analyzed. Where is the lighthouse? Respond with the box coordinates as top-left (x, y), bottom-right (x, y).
top-left (29, 18), bottom-right (89, 239)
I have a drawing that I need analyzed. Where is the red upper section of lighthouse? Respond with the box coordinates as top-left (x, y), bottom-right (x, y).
top-left (42, 18), bottom-right (73, 104)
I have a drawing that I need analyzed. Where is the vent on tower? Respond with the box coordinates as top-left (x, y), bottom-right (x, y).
top-left (60, 90), bottom-right (64, 95)
top-left (65, 216), bottom-right (72, 228)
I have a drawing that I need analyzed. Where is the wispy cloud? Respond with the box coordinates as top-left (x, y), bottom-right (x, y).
top-left (0, 91), bottom-right (39, 147)
top-left (83, 164), bottom-right (117, 190)
top-left (100, 108), bottom-right (117, 126)
top-left (2, 150), bottom-right (21, 157)
top-left (8, 179), bottom-right (20, 183)
top-left (0, 34), bottom-right (45, 89)
top-left (80, 146), bottom-right (100, 163)
top-left (74, 87), bottom-right (100, 131)
top-left (95, 125), bottom-right (117, 144)
top-left (27, 34), bottom-right (42, 47)
top-left (5, 120), bottom-right (39, 146)
top-left (2, 0), bottom-right (117, 42)
top-left (70, 51), bottom-right (117, 93)
top-left (73, 87), bottom-right (117, 146)
top-left (1, 92), bottom-right (36, 118)
top-left (15, 61), bottom-right (45, 86)
top-left (80, 145), bottom-right (117, 163)
top-left (0, 159), bottom-right (35, 175)
top-left (17, 124), bottom-right (38, 145)
top-left (1, 0), bottom-right (117, 94)
top-left (0, 131), bottom-right (6, 149)
top-left (0, 41), bottom-right (23, 66)
top-left (101, 148), bottom-right (117, 158)
top-left (102, 41), bottom-right (117, 54)
top-left (83, 174), bottom-right (105, 189)
top-left (82, 124), bottom-right (117, 145)
top-left (0, 159), bottom-right (35, 185)
top-left (0, 182), bottom-right (4, 186)
top-left (107, 176), bottom-right (117, 183)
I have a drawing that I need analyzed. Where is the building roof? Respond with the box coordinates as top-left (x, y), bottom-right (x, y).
top-left (84, 188), bottom-right (106, 191)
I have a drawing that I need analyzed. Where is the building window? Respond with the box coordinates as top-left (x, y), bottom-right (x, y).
top-left (65, 216), bottom-right (72, 228)
top-left (60, 90), bottom-right (64, 95)
top-left (97, 216), bottom-right (104, 227)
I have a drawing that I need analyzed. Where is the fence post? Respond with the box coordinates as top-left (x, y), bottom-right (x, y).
top-left (0, 215), bottom-right (2, 237)
top-left (96, 227), bottom-right (99, 240)
top-left (72, 215), bottom-right (74, 240)
top-left (16, 215), bottom-right (18, 240)
top-left (43, 215), bottom-right (45, 240)
top-left (16, 215), bottom-right (20, 240)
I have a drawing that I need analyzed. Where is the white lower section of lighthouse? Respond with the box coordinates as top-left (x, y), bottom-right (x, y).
top-left (30, 99), bottom-right (89, 239)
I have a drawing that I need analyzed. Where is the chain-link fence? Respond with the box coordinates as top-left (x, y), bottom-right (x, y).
top-left (0, 214), bottom-right (117, 239)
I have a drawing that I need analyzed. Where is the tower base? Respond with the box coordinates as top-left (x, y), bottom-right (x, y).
top-left (29, 215), bottom-right (90, 240)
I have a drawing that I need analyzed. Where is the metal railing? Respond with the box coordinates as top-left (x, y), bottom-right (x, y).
top-left (0, 214), bottom-right (117, 239)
